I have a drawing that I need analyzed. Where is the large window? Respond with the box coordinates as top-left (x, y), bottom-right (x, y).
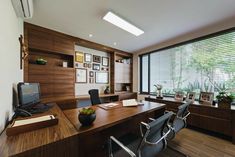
top-left (139, 29), bottom-right (235, 98)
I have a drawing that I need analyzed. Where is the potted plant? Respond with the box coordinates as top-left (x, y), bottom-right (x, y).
top-left (216, 91), bottom-right (234, 109)
top-left (36, 58), bottom-right (47, 65)
top-left (78, 107), bottom-right (96, 126)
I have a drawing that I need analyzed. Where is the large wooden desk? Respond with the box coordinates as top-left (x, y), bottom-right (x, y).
top-left (0, 101), bottom-right (165, 157)
top-left (0, 104), bottom-right (78, 157)
top-left (145, 96), bottom-right (235, 144)
top-left (64, 101), bottom-right (166, 157)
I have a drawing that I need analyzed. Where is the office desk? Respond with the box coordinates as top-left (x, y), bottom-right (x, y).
top-left (0, 104), bottom-right (78, 157)
top-left (64, 101), bottom-right (166, 157)
top-left (0, 101), bottom-right (165, 157)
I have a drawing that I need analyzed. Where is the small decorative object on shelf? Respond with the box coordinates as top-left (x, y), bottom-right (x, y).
top-left (78, 108), bottom-right (96, 126)
top-left (104, 86), bottom-right (110, 94)
top-left (62, 61), bottom-right (68, 67)
top-left (216, 91), bottom-right (234, 109)
top-left (36, 58), bottom-right (47, 65)
top-left (154, 84), bottom-right (163, 99)
top-left (186, 92), bottom-right (196, 103)
top-left (199, 92), bottom-right (214, 105)
top-left (174, 91), bottom-right (184, 101)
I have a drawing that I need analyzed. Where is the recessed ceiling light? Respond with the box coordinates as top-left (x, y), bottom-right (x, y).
top-left (103, 11), bottom-right (144, 36)
top-left (113, 42), bottom-right (117, 46)
top-left (89, 34), bottom-right (93, 38)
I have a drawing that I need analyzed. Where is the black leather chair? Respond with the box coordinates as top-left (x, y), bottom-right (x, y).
top-left (108, 112), bottom-right (173, 157)
top-left (166, 101), bottom-right (191, 140)
top-left (88, 89), bottom-right (101, 105)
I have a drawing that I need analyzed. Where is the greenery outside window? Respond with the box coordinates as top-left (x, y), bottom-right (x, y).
top-left (139, 28), bottom-right (235, 99)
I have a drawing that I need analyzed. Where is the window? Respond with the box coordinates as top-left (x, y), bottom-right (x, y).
top-left (139, 29), bottom-right (235, 98)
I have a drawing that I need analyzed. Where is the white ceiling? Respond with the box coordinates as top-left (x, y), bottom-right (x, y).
top-left (26, 0), bottom-right (235, 52)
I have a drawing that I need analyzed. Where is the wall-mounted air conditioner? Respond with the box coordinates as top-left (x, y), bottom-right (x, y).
top-left (11, 0), bottom-right (34, 19)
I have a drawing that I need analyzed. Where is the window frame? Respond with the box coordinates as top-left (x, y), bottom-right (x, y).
top-left (139, 27), bottom-right (235, 95)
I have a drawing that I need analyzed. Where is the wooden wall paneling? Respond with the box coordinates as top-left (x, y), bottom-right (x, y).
top-left (53, 34), bottom-right (75, 56)
top-left (110, 52), bottom-right (115, 94)
top-left (232, 111), bottom-right (235, 144)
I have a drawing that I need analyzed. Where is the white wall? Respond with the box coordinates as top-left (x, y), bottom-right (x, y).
top-left (133, 17), bottom-right (235, 100)
top-left (0, 0), bottom-right (23, 133)
top-left (75, 45), bottom-right (110, 95)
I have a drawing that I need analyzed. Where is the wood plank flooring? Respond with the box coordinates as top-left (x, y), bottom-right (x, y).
top-left (170, 128), bottom-right (235, 157)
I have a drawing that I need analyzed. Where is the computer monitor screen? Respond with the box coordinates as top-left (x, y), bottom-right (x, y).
top-left (18, 83), bottom-right (40, 108)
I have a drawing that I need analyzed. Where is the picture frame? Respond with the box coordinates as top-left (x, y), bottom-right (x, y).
top-left (75, 68), bottom-right (87, 83)
top-left (102, 57), bottom-right (109, 67)
top-left (87, 63), bottom-right (91, 68)
top-left (199, 92), bottom-right (214, 105)
top-left (75, 63), bottom-right (79, 68)
top-left (84, 53), bottom-right (92, 63)
top-left (83, 63), bottom-right (88, 68)
top-left (89, 78), bottom-right (94, 83)
top-left (174, 91), bottom-right (184, 101)
top-left (92, 63), bottom-right (100, 71)
top-left (95, 72), bottom-right (109, 84)
top-left (75, 51), bottom-right (84, 63)
top-left (89, 71), bottom-right (94, 77)
top-left (186, 92), bottom-right (196, 102)
top-left (93, 55), bottom-right (101, 63)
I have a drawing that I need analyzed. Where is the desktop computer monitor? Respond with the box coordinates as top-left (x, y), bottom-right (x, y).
top-left (17, 83), bottom-right (41, 109)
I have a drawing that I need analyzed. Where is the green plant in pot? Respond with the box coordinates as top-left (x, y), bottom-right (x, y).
top-left (216, 91), bottom-right (234, 109)
top-left (78, 108), bottom-right (96, 126)
top-left (36, 58), bottom-right (47, 65)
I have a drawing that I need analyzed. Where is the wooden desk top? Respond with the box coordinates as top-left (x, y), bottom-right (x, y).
top-left (0, 104), bottom-right (78, 157)
top-left (146, 96), bottom-right (235, 111)
top-left (63, 101), bottom-right (166, 136)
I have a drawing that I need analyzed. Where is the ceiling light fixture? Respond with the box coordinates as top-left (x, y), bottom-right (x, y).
top-left (89, 34), bottom-right (93, 38)
top-left (103, 11), bottom-right (144, 36)
top-left (113, 42), bottom-right (117, 46)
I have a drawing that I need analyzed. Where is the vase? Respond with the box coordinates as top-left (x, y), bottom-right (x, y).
top-left (78, 113), bottom-right (96, 126)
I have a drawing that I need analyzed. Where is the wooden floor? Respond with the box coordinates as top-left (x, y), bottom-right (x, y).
top-left (170, 128), bottom-right (235, 157)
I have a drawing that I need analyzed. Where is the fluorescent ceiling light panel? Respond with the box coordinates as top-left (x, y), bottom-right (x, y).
top-left (103, 11), bottom-right (144, 36)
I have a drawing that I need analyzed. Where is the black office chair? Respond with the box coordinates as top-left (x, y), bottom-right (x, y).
top-left (166, 101), bottom-right (191, 140)
top-left (88, 89), bottom-right (101, 105)
top-left (109, 112), bottom-right (173, 157)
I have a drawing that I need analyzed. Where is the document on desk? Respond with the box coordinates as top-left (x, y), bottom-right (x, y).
top-left (123, 99), bottom-right (138, 107)
top-left (13, 115), bottom-right (55, 127)
top-left (99, 103), bottom-right (120, 110)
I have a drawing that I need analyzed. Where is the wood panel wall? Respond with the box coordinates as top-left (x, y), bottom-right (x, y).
top-left (24, 22), bottom-right (133, 100)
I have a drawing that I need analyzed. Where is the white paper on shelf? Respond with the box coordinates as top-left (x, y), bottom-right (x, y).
top-left (13, 115), bottom-right (55, 127)
top-left (123, 99), bottom-right (138, 107)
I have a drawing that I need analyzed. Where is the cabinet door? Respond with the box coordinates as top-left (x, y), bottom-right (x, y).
top-left (123, 64), bottom-right (131, 83)
top-left (115, 62), bottom-right (124, 83)
top-left (28, 28), bottom-right (54, 52)
top-left (53, 35), bottom-right (74, 55)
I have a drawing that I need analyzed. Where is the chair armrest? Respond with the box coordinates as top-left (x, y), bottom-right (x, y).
top-left (149, 118), bottom-right (155, 121)
top-left (177, 112), bottom-right (190, 120)
top-left (165, 110), bottom-right (176, 115)
top-left (145, 127), bottom-right (171, 145)
top-left (109, 136), bottom-right (136, 157)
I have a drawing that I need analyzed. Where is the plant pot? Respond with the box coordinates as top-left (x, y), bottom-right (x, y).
top-left (78, 113), bottom-right (96, 126)
top-left (36, 60), bottom-right (47, 65)
top-left (218, 98), bottom-right (232, 109)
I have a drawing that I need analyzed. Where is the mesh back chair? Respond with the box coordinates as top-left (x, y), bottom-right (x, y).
top-left (166, 101), bottom-right (191, 140)
top-left (88, 89), bottom-right (101, 105)
top-left (109, 112), bottom-right (173, 157)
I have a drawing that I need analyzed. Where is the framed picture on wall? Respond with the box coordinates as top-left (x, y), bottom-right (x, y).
top-left (102, 57), bottom-right (109, 67)
top-left (75, 51), bottom-right (84, 63)
top-left (95, 72), bottom-right (109, 84)
top-left (84, 53), bottom-right (92, 62)
top-left (93, 63), bottom-right (100, 71)
top-left (89, 71), bottom-right (94, 77)
top-left (93, 55), bottom-right (101, 63)
top-left (83, 63), bottom-right (88, 68)
top-left (89, 78), bottom-right (94, 83)
top-left (75, 68), bottom-right (87, 83)
top-left (199, 92), bottom-right (214, 105)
